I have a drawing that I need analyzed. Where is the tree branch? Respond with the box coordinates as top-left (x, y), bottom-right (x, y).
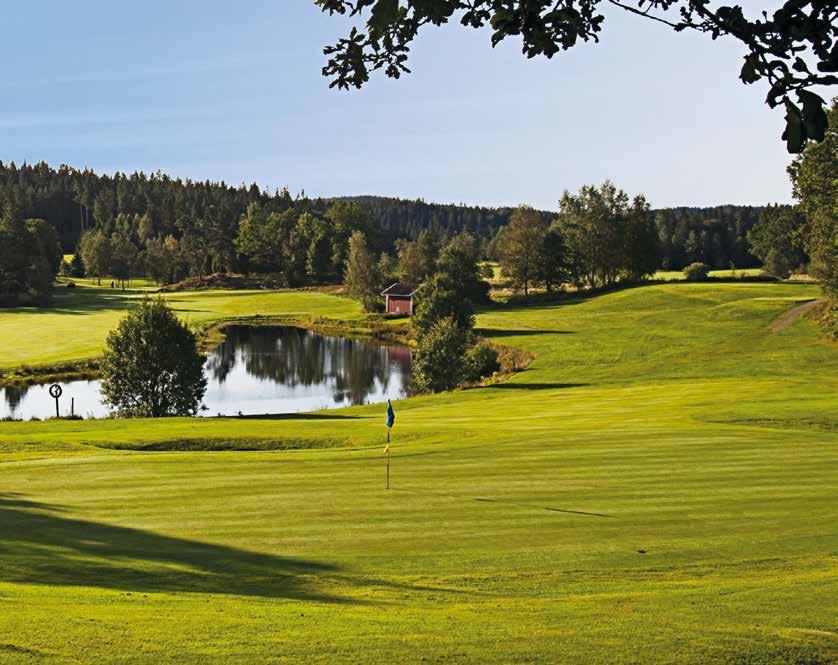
top-left (606, 0), bottom-right (684, 30)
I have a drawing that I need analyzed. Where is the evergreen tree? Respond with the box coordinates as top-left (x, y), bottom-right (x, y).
top-left (344, 231), bottom-right (380, 311)
top-left (537, 226), bottom-right (570, 293)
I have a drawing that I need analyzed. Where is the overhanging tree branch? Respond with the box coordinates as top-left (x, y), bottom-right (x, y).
top-left (315, 0), bottom-right (837, 153)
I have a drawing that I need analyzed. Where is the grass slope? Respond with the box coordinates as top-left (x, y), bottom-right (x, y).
top-left (0, 282), bottom-right (836, 664)
top-left (0, 281), bottom-right (363, 372)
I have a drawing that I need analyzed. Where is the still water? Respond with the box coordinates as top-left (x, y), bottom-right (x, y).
top-left (1, 326), bottom-right (412, 420)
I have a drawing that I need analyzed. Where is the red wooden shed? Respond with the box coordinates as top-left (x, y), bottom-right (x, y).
top-left (381, 282), bottom-right (416, 315)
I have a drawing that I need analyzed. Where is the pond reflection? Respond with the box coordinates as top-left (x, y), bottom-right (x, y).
top-left (1, 326), bottom-right (412, 420)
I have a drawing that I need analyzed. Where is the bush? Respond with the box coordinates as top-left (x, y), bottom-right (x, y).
top-left (412, 318), bottom-right (468, 393)
top-left (463, 343), bottom-right (500, 382)
top-left (100, 298), bottom-right (207, 417)
top-left (815, 300), bottom-right (838, 341)
top-left (684, 262), bottom-right (710, 281)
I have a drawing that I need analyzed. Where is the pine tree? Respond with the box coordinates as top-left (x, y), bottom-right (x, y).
top-left (344, 231), bottom-right (380, 311)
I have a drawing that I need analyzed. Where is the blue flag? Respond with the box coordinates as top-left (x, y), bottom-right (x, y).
top-left (386, 399), bottom-right (395, 429)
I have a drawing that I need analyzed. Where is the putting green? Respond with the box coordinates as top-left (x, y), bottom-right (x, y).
top-left (0, 282), bottom-right (835, 664)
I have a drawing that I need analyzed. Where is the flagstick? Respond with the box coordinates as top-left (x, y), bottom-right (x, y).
top-left (386, 429), bottom-right (391, 490)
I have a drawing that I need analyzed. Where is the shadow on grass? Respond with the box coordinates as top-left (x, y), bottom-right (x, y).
top-left (390, 488), bottom-right (612, 518)
top-left (231, 413), bottom-right (365, 421)
top-left (0, 493), bottom-right (351, 602)
top-left (485, 382), bottom-right (588, 391)
top-left (15, 289), bottom-right (139, 316)
top-left (476, 329), bottom-right (574, 338)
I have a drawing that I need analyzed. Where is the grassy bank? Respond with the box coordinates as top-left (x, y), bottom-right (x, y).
top-left (0, 281), bottom-right (835, 663)
top-left (0, 282), bottom-right (365, 381)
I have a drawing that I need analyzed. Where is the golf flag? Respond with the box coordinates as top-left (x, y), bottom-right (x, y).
top-left (386, 399), bottom-right (395, 429)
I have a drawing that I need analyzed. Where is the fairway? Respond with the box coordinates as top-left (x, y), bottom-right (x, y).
top-left (0, 282), bottom-right (364, 372)
top-left (1, 282), bottom-right (836, 663)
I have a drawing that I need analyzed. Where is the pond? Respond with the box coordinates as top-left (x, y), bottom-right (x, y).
top-left (0, 326), bottom-right (412, 420)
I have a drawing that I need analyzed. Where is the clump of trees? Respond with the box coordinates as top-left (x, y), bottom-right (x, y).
top-left (747, 206), bottom-right (807, 278)
top-left (100, 298), bottom-right (207, 417)
top-left (654, 206), bottom-right (762, 271)
top-left (747, 98), bottom-right (837, 291)
top-left (492, 182), bottom-right (657, 298)
top-left (345, 229), bottom-right (490, 313)
top-left (409, 245), bottom-right (497, 393)
top-left (559, 182), bottom-right (658, 288)
top-left (0, 194), bottom-right (61, 306)
top-left (495, 207), bottom-right (552, 298)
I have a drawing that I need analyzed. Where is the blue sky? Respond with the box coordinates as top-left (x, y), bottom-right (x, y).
top-left (1, 1), bottom-right (794, 209)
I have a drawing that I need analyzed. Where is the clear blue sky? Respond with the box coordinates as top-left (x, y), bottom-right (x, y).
top-left (1, 1), bottom-right (794, 210)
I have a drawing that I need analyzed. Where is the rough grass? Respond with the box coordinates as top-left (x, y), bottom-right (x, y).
top-left (0, 282), bottom-right (835, 664)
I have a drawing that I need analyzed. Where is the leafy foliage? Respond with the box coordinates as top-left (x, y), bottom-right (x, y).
top-left (412, 317), bottom-right (468, 392)
top-left (0, 198), bottom-right (61, 306)
top-left (462, 343), bottom-right (500, 383)
top-left (412, 273), bottom-right (475, 338)
top-left (683, 262), bottom-right (710, 281)
top-left (747, 205), bottom-right (807, 278)
top-left (558, 182), bottom-right (657, 288)
top-left (396, 229), bottom-right (439, 284)
top-left (0, 163), bottom-right (773, 293)
top-left (654, 205), bottom-right (763, 270)
top-left (100, 298), bottom-right (207, 418)
top-left (316, 0), bottom-right (837, 152)
top-left (344, 231), bottom-right (382, 311)
top-left (788, 98), bottom-right (838, 295)
top-left (435, 232), bottom-right (490, 304)
top-left (496, 207), bottom-right (549, 298)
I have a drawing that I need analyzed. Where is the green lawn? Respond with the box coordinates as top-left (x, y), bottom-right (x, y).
top-left (0, 282), bottom-right (364, 371)
top-left (0, 282), bottom-right (836, 664)
top-left (653, 268), bottom-right (767, 281)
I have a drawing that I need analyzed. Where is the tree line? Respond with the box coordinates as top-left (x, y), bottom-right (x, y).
top-left (334, 194), bottom-right (765, 271)
top-left (0, 161), bottom-right (769, 282)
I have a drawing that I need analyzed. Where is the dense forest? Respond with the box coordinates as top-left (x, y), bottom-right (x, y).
top-left (0, 160), bottom-right (779, 307)
top-left (335, 196), bottom-right (765, 270)
top-left (0, 162), bottom-right (766, 262)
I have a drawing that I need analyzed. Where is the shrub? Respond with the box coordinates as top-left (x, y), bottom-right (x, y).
top-left (463, 343), bottom-right (500, 382)
top-left (683, 262), bottom-right (710, 281)
top-left (100, 298), bottom-right (207, 417)
top-left (412, 318), bottom-right (467, 393)
top-left (815, 300), bottom-right (838, 341)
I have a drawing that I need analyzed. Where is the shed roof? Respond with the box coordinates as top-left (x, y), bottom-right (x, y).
top-left (381, 282), bottom-right (417, 297)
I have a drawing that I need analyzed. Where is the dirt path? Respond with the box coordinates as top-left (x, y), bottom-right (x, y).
top-left (770, 298), bottom-right (825, 333)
